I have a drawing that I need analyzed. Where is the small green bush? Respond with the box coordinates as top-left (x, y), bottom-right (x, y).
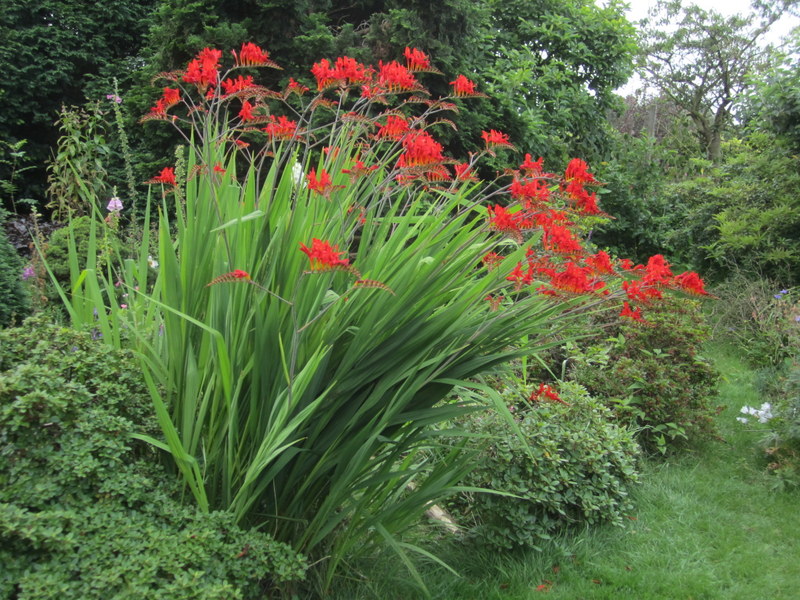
top-left (448, 382), bottom-right (640, 551)
top-left (0, 226), bottom-right (30, 327)
top-left (566, 298), bottom-right (720, 452)
top-left (0, 318), bottom-right (307, 599)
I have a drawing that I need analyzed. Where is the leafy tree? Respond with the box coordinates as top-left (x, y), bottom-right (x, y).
top-left (139, 0), bottom-right (636, 166)
top-left (637, 0), bottom-right (797, 162)
top-left (0, 0), bottom-right (157, 212)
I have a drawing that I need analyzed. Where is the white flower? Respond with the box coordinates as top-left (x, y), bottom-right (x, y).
top-left (292, 162), bottom-right (306, 187)
top-left (107, 197), bottom-right (123, 212)
top-left (736, 417), bottom-right (749, 424)
top-left (148, 255), bottom-right (159, 269)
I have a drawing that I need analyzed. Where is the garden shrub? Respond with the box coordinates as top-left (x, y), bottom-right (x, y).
top-left (565, 297), bottom-right (720, 452)
top-left (0, 318), bottom-right (307, 599)
top-left (448, 382), bottom-right (640, 551)
top-left (0, 225), bottom-right (30, 327)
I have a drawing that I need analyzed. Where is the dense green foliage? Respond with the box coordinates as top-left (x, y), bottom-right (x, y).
top-left (448, 382), bottom-right (640, 551)
top-left (0, 0), bottom-right (157, 210)
top-left (565, 299), bottom-right (720, 452)
top-left (0, 318), bottom-right (307, 599)
top-left (0, 226), bottom-right (30, 327)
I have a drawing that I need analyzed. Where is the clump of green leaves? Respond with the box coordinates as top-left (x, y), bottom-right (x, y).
top-left (565, 298), bottom-right (720, 453)
top-left (447, 382), bottom-right (640, 551)
top-left (0, 318), bottom-right (307, 599)
top-left (0, 226), bottom-right (30, 327)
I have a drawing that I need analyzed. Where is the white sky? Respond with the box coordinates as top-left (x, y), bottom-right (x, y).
top-left (617, 0), bottom-right (800, 94)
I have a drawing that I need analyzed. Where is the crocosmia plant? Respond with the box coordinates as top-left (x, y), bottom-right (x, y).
top-left (54, 43), bottom-right (709, 584)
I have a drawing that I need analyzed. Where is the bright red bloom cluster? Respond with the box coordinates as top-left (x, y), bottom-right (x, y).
top-left (146, 87), bottom-right (181, 119)
top-left (306, 168), bottom-right (342, 197)
top-left (530, 383), bottom-right (568, 405)
top-left (377, 60), bottom-right (418, 92)
top-left (311, 56), bottom-right (371, 90)
top-left (146, 167), bottom-right (177, 187)
top-left (481, 129), bottom-right (515, 153)
top-left (206, 269), bottom-right (251, 287)
top-left (397, 131), bottom-right (445, 167)
top-left (376, 115), bottom-right (411, 141)
top-left (263, 115), bottom-right (299, 140)
top-left (231, 42), bottom-right (274, 67)
top-left (299, 239), bottom-right (351, 272)
top-left (450, 75), bottom-right (478, 97)
top-left (183, 48), bottom-right (222, 90)
top-left (404, 47), bottom-right (433, 72)
top-left (221, 75), bottom-right (256, 96)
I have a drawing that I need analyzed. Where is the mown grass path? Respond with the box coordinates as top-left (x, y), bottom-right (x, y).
top-left (336, 345), bottom-right (800, 599)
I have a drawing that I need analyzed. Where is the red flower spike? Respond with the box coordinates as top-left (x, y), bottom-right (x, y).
top-left (285, 77), bottom-right (309, 96)
top-left (300, 239), bottom-right (354, 273)
top-left (520, 153), bottom-right (544, 175)
top-left (454, 162), bottom-right (477, 181)
top-left (564, 158), bottom-right (597, 184)
top-left (238, 100), bottom-right (257, 121)
top-left (146, 167), bottom-right (177, 187)
top-left (542, 224), bottom-right (582, 255)
top-left (404, 47), bottom-right (432, 72)
top-left (482, 252), bottom-right (504, 270)
top-left (481, 129), bottom-right (516, 154)
top-left (376, 115), bottom-right (411, 140)
top-left (642, 254), bottom-right (673, 287)
top-left (450, 74), bottom-right (480, 97)
top-left (620, 301), bottom-right (645, 323)
top-left (510, 177), bottom-right (550, 209)
top-left (182, 47), bottom-right (222, 90)
top-left (263, 115), bottom-right (300, 140)
top-left (341, 160), bottom-right (379, 180)
top-left (397, 131), bottom-right (445, 167)
top-left (674, 271), bottom-right (710, 296)
top-left (530, 383), bottom-right (569, 405)
top-left (377, 60), bottom-right (418, 93)
top-left (506, 262), bottom-right (533, 290)
top-left (306, 168), bottom-right (343, 197)
top-left (206, 269), bottom-right (251, 286)
top-left (485, 294), bottom-right (503, 311)
top-left (547, 262), bottom-right (605, 296)
top-left (232, 42), bottom-right (278, 68)
top-left (221, 75), bottom-right (256, 96)
top-left (584, 251), bottom-right (615, 275)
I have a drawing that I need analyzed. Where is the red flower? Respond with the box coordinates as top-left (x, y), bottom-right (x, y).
top-left (341, 160), bottom-right (379, 180)
top-left (183, 47), bottom-right (222, 89)
top-left (487, 204), bottom-right (521, 234)
top-left (263, 115), bottom-right (299, 140)
top-left (454, 162), bottom-right (477, 181)
top-left (221, 75), bottom-right (255, 96)
top-left (547, 262), bottom-right (605, 295)
top-left (377, 60), bottom-right (418, 92)
top-left (510, 177), bottom-right (550, 209)
top-left (450, 74), bottom-right (478, 97)
top-left (622, 280), bottom-right (662, 302)
top-left (285, 77), bottom-right (309, 96)
top-left (306, 168), bottom-right (343, 197)
top-left (642, 254), bottom-right (673, 287)
top-left (674, 271), bottom-right (710, 296)
top-left (481, 129), bottom-right (515, 152)
top-left (584, 251), bottom-right (615, 275)
top-left (238, 100), bottom-right (257, 121)
top-left (542, 224), bottom-right (582, 255)
top-left (482, 251), bottom-right (504, 270)
top-left (506, 262), bottom-right (533, 289)
top-left (299, 239), bottom-right (351, 272)
top-left (146, 167), bottom-right (177, 186)
top-left (530, 383), bottom-right (569, 405)
top-left (519, 154), bottom-right (544, 175)
top-left (620, 301), bottom-right (645, 322)
top-left (397, 131), bottom-right (445, 167)
top-left (334, 56), bottom-right (370, 84)
top-left (376, 115), bottom-right (410, 140)
top-left (564, 158), bottom-right (597, 184)
top-left (404, 47), bottom-right (433, 72)
top-left (232, 42), bottom-right (274, 67)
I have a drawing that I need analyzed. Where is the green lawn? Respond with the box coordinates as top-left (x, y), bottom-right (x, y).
top-left (332, 344), bottom-right (800, 599)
